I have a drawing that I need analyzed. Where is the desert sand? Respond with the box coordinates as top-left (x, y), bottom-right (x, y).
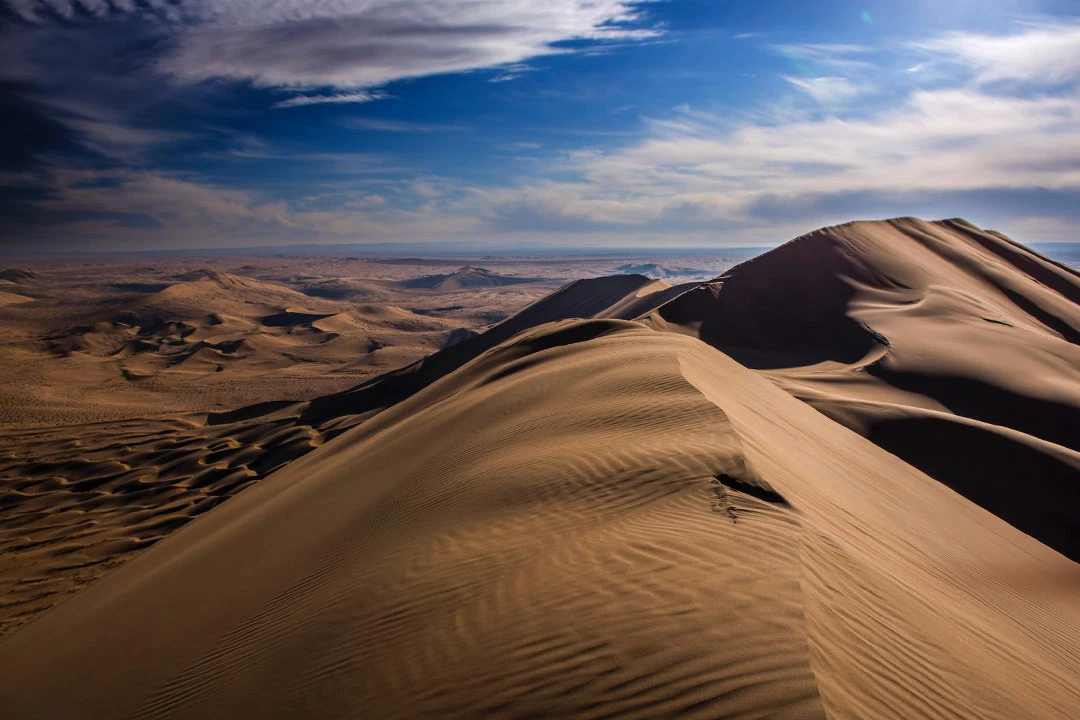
top-left (1, 218), bottom-right (1078, 718)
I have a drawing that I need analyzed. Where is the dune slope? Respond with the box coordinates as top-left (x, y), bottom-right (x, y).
top-left (647, 218), bottom-right (1080, 559)
top-left (0, 275), bottom-right (665, 636)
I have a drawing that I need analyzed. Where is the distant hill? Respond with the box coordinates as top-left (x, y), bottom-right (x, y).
top-left (0, 290), bottom-right (33, 306)
top-left (0, 268), bottom-right (39, 282)
top-left (614, 263), bottom-right (709, 279)
top-left (403, 266), bottom-right (543, 290)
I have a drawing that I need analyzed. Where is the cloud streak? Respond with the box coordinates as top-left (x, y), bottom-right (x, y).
top-left (274, 91), bottom-right (388, 108)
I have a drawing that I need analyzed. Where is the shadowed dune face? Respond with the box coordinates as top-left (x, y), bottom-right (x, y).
top-left (1, 219), bottom-right (1079, 719)
top-left (866, 415), bottom-right (1080, 557)
top-left (655, 246), bottom-right (876, 369)
top-left (646, 217), bottom-right (1080, 560)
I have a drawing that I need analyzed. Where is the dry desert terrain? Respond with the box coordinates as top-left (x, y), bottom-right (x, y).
top-left (1, 218), bottom-right (1078, 719)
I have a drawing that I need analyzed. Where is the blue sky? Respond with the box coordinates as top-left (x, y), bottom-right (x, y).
top-left (0, 0), bottom-right (1078, 250)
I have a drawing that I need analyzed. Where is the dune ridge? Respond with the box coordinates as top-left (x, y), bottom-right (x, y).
top-left (645, 218), bottom-right (1080, 558)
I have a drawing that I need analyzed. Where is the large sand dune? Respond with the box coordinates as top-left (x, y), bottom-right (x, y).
top-left (1, 219), bottom-right (1078, 718)
top-left (645, 218), bottom-right (1080, 559)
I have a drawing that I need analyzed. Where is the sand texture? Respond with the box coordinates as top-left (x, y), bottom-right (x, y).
top-left (1, 219), bottom-right (1078, 719)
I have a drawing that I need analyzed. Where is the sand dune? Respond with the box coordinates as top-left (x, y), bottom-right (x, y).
top-left (2, 317), bottom-right (1079, 719)
top-left (0, 268), bottom-right (39, 283)
top-left (403, 266), bottom-right (544, 290)
top-left (0, 263), bottom-right (487, 426)
top-left (614, 263), bottom-right (709, 279)
top-left (0, 290), bottom-right (33, 306)
top-left (68, 275), bottom-right (457, 377)
top-left (642, 218), bottom-right (1080, 558)
top-left (1, 219), bottom-right (1079, 718)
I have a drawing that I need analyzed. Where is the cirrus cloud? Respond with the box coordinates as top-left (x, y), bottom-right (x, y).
top-left (915, 21), bottom-right (1080, 86)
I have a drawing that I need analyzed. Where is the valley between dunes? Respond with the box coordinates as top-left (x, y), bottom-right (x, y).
top-left (1, 218), bottom-right (1079, 719)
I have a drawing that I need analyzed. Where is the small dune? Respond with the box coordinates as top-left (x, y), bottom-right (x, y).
top-left (0, 290), bottom-right (33, 306)
top-left (403, 265), bottom-right (544, 290)
top-left (0, 268), bottom-right (39, 283)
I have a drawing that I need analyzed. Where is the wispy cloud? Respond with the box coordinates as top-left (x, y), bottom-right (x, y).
top-left (274, 91), bottom-right (388, 108)
top-left (770, 43), bottom-right (875, 73)
top-left (68, 0), bottom-right (659, 95)
top-left (782, 76), bottom-right (862, 105)
top-left (2, 165), bottom-right (483, 249)
top-left (340, 118), bottom-right (470, 133)
top-left (0, 24), bottom-right (186, 160)
top-left (915, 21), bottom-right (1080, 86)
top-left (157, 1), bottom-right (659, 97)
top-left (4, 10), bottom-right (1079, 247)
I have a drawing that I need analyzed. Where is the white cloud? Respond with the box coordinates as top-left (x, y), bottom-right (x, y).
top-left (4, 0), bottom-right (659, 91)
top-left (457, 22), bottom-right (1080, 239)
top-left (770, 43), bottom-right (875, 73)
top-left (340, 117), bottom-right (469, 133)
top-left (274, 90), bottom-right (388, 108)
top-left (478, 85), bottom-right (1080, 230)
top-left (1, 0), bottom-right (661, 129)
top-left (915, 22), bottom-right (1080, 85)
top-left (782, 76), bottom-right (862, 105)
top-left (159, 1), bottom-right (657, 93)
